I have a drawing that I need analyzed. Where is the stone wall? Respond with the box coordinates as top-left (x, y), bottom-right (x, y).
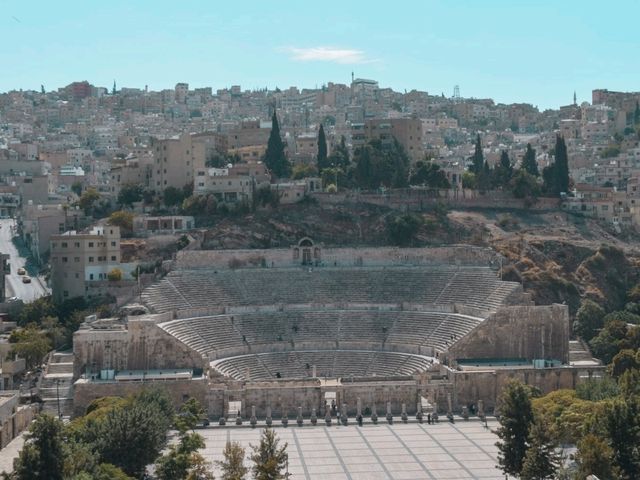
top-left (207, 379), bottom-right (420, 419)
top-left (72, 378), bottom-right (209, 417)
top-left (0, 403), bottom-right (37, 449)
top-left (73, 318), bottom-right (205, 379)
top-left (448, 365), bottom-right (606, 413)
top-left (311, 190), bottom-right (560, 211)
top-left (447, 304), bottom-right (570, 364)
top-left (176, 246), bottom-right (501, 270)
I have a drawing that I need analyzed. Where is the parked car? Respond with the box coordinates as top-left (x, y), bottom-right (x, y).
top-left (17, 267), bottom-right (26, 275)
top-left (22, 276), bottom-right (31, 284)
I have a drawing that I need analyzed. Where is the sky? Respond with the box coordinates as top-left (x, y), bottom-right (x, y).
top-left (1, 0), bottom-right (639, 110)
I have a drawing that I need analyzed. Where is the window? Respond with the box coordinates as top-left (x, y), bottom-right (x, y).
top-left (111, 256), bottom-right (116, 261)
top-left (74, 242), bottom-right (80, 248)
top-left (88, 242), bottom-right (94, 247)
top-left (111, 241), bottom-right (116, 246)
top-left (61, 242), bottom-right (68, 248)
top-left (74, 257), bottom-right (79, 262)
top-left (62, 257), bottom-right (68, 263)
top-left (89, 256), bottom-right (94, 262)
top-left (90, 274), bottom-right (94, 280)
top-left (63, 291), bottom-right (69, 297)
top-left (75, 273), bottom-right (79, 279)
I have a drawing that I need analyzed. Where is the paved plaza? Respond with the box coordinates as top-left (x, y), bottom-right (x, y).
top-left (202, 419), bottom-right (503, 480)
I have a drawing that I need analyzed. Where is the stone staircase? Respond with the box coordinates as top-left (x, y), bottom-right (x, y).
top-left (39, 352), bottom-right (74, 418)
top-left (569, 340), bottom-right (600, 365)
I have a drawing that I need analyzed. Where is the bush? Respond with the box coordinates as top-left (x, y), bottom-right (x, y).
top-left (107, 269), bottom-right (123, 282)
top-left (386, 214), bottom-right (423, 246)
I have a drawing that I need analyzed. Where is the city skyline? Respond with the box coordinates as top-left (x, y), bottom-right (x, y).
top-left (2, 0), bottom-right (639, 109)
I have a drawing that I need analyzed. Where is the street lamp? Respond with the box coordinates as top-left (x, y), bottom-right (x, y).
top-left (56, 379), bottom-right (61, 419)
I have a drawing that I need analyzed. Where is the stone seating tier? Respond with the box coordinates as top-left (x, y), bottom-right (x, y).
top-left (158, 309), bottom-right (483, 358)
top-left (142, 266), bottom-right (520, 314)
top-left (210, 350), bottom-right (434, 381)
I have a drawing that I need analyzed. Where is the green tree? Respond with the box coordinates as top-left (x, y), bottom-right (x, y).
top-left (573, 299), bottom-right (606, 342)
top-left (409, 160), bottom-right (451, 189)
top-left (250, 428), bottom-right (289, 480)
top-left (94, 390), bottom-right (173, 477)
top-left (106, 268), bottom-right (123, 282)
top-left (71, 181), bottom-right (83, 197)
top-left (353, 138), bottom-right (409, 189)
top-left (521, 143), bottom-right (539, 177)
top-left (520, 418), bottom-right (560, 480)
top-left (610, 349), bottom-right (640, 378)
top-left (164, 186), bottom-right (185, 207)
top-left (13, 414), bottom-right (65, 480)
top-left (574, 433), bottom-right (618, 480)
top-left (495, 380), bottom-right (535, 477)
top-left (634, 101), bottom-right (640, 126)
top-left (386, 213), bottom-right (423, 246)
top-left (545, 135), bottom-right (569, 195)
top-left (589, 319), bottom-right (630, 364)
top-left (493, 150), bottom-right (514, 187)
top-left (469, 134), bottom-right (484, 175)
top-left (155, 432), bottom-right (213, 480)
top-left (216, 441), bottom-right (248, 480)
top-left (510, 169), bottom-right (541, 200)
top-left (174, 398), bottom-right (206, 434)
top-left (117, 184), bottom-right (144, 207)
top-left (78, 188), bottom-right (100, 216)
top-left (326, 135), bottom-right (350, 170)
top-left (108, 210), bottom-right (134, 233)
top-left (9, 325), bottom-right (52, 369)
top-left (316, 123), bottom-right (328, 170)
top-left (264, 111), bottom-right (290, 178)
top-left (461, 171), bottom-right (477, 189)
top-left (603, 398), bottom-right (640, 479)
top-left (291, 163), bottom-right (317, 180)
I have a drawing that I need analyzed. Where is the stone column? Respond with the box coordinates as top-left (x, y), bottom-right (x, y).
top-left (341, 403), bottom-right (348, 426)
top-left (401, 403), bottom-right (408, 423)
top-left (250, 405), bottom-right (257, 428)
top-left (297, 406), bottom-right (304, 427)
top-left (386, 401), bottom-right (393, 425)
top-left (416, 400), bottom-right (423, 423)
top-left (266, 405), bottom-right (272, 427)
top-left (356, 398), bottom-right (363, 426)
top-left (310, 407), bottom-right (317, 426)
top-left (371, 404), bottom-right (378, 424)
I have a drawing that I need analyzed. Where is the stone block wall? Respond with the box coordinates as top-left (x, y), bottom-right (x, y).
top-left (176, 246), bottom-right (500, 270)
top-left (447, 304), bottom-right (570, 364)
top-left (73, 378), bottom-right (209, 418)
top-left (73, 319), bottom-right (205, 379)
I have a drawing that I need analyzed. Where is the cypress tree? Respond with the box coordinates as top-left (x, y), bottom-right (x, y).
top-left (469, 134), bottom-right (484, 174)
top-left (635, 101), bottom-right (640, 125)
top-left (494, 150), bottom-right (513, 187)
top-left (317, 124), bottom-right (328, 170)
top-left (520, 419), bottom-right (560, 480)
top-left (495, 380), bottom-right (534, 477)
top-left (521, 143), bottom-right (539, 177)
top-left (554, 135), bottom-right (569, 194)
top-left (264, 111), bottom-right (290, 179)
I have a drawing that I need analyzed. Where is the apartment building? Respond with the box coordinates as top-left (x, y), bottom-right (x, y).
top-left (150, 133), bottom-right (205, 191)
top-left (50, 225), bottom-right (124, 302)
top-left (194, 161), bottom-right (270, 204)
top-left (350, 118), bottom-right (423, 162)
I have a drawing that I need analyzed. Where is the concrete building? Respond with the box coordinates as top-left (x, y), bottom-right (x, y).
top-left (133, 215), bottom-right (194, 235)
top-left (351, 118), bottom-right (424, 162)
top-left (50, 225), bottom-right (124, 302)
top-left (194, 161), bottom-right (270, 204)
top-left (150, 133), bottom-right (205, 191)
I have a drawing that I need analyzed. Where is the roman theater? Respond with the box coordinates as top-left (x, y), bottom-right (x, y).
top-left (72, 240), bottom-right (601, 420)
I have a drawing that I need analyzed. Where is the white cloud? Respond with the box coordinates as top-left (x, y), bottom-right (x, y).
top-left (282, 46), bottom-right (371, 64)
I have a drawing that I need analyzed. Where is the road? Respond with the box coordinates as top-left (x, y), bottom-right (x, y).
top-left (0, 219), bottom-right (50, 303)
